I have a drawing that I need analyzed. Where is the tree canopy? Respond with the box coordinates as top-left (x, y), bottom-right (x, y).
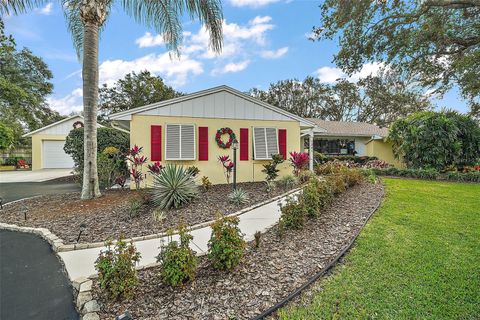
top-left (311, 0), bottom-right (480, 116)
top-left (99, 70), bottom-right (183, 121)
top-left (388, 111), bottom-right (480, 170)
top-left (250, 72), bottom-right (431, 127)
top-left (0, 18), bottom-right (62, 146)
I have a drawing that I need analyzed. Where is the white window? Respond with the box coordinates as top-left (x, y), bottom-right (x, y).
top-left (253, 127), bottom-right (278, 160)
top-left (165, 124), bottom-right (196, 160)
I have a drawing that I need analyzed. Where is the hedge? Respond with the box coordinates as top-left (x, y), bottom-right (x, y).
top-left (371, 167), bottom-right (480, 183)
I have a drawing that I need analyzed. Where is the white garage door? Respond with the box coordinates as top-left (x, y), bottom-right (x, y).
top-left (43, 140), bottom-right (74, 169)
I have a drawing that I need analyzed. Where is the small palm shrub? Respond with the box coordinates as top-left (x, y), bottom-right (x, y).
top-left (208, 215), bottom-right (246, 270)
top-left (277, 174), bottom-right (298, 190)
top-left (279, 196), bottom-right (306, 229)
top-left (152, 164), bottom-right (198, 209)
top-left (157, 226), bottom-right (197, 287)
top-left (302, 178), bottom-right (322, 218)
top-left (228, 188), bottom-right (249, 205)
top-left (95, 237), bottom-right (141, 300)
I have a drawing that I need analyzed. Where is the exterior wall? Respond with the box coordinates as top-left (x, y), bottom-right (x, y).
top-left (40, 117), bottom-right (83, 135)
top-left (365, 140), bottom-right (404, 168)
top-left (130, 115), bottom-right (301, 187)
top-left (31, 134), bottom-right (67, 170)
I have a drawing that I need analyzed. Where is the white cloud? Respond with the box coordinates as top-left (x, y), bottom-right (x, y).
top-left (47, 88), bottom-right (83, 115)
top-left (37, 3), bottom-right (53, 15)
top-left (99, 52), bottom-right (203, 87)
top-left (212, 60), bottom-right (250, 75)
top-left (228, 0), bottom-right (282, 7)
top-left (260, 47), bottom-right (288, 59)
top-left (315, 62), bottom-right (386, 83)
top-left (135, 32), bottom-right (164, 48)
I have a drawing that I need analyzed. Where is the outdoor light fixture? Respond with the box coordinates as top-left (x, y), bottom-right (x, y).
top-left (232, 139), bottom-right (239, 191)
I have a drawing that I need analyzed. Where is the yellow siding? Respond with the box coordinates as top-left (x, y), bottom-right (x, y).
top-left (130, 115), bottom-right (301, 187)
top-left (365, 139), bottom-right (404, 168)
top-left (31, 134), bottom-right (67, 170)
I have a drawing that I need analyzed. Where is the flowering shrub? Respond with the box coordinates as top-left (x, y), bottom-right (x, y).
top-left (126, 145), bottom-right (148, 189)
top-left (17, 159), bottom-right (26, 168)
top-left (289, 151), bottom-right (309, 175)
top-left (218, 155), bottom-right (234, 183)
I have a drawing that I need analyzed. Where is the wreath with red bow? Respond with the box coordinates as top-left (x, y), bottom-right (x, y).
top-left (215, 127), bottom-right (237, 149)
top-left (73, 121), bottom-right (84, 129)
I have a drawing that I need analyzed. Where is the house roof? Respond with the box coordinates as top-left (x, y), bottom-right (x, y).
top-left (307, 118), bottom-right (389, 138)
top-left (22, 115), bottom-right (103, 137)
top-left (108, 85), bottom-right (316, 128)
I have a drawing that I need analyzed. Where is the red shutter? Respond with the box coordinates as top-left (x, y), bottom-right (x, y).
top-left (198, 127), bottom-right (208, 161)
top-left (240, 128), bottom-right (249, 161)
top-left (151, 125), bottom-right (162, 161)
top-left (279, 129), bottom-right (287, 160)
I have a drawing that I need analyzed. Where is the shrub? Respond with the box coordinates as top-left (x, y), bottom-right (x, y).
top-left (289, 151), bottom-right (310, 175)
top-left (389, 111), bottom-right (480, 170)
top-left (128, 198), bottom-right (143, 218)
top-left (201, 176), bottom-right (212, 191)
top-left (186, 165), bottom-right (200, 178)
top-left (362, 169), bottom-right (378, 184)
top-left (265, 180), bottom-right (276, 193)
top-left (325, 174), bottom-right (347, 195)
top-left (157, 226), bottom-right (197, 286)
top-left (228, 188), bottom-right (250, 205)
top-left (126, 145), bottom-right (148, 190)
top-left (254, 231), bottom-right (261, 249)
top-left (64, 127), bottom-right (129, 168)
top-left (315, 162), bottom-right (344, 176)
top-left (0, 123), bottom-right (14, 150)
top-left (95, 237), bottom-right (141, 300)
top-left (279, 196), bottom-right (306, 229)
top-left (262, 154), bottom-right (285, 181)
top-left (342, 168), bottom-right (364, 187)
top-left (372, 167), bottom-right (480, 182)
top-left (297, 170), bottom-right (317, 184)
top-left (208, 215), bottom-right (246, 270)
top-left (277, 174), bottom-right (298, 190)
top-left (302, 178), bottom-right (322, 218)
top-left (152, 164), bottom-right (198, 209)
top-left (218, 155), bottom-right (234, 183)
top-left (97, 147), bottom-right (127, 189)
top-left (316, 179), bottom-right (334, 207)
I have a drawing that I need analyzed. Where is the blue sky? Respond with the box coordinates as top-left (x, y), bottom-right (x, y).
top-left (4, 0), bottom-right (468, 115)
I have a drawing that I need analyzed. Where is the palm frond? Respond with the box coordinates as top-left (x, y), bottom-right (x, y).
top-left (0, 0), bottom-right (49, 15)
top-left (61, 0), bottom-right (83, 59)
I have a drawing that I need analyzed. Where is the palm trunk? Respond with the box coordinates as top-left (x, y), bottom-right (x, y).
top-left (81, 21), bottom-right (101, 199)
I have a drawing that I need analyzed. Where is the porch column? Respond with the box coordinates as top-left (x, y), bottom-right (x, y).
top-left (309, 129), bottom-right (314, 171)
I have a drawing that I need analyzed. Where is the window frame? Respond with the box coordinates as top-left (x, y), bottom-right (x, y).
top-left (164, 123), bottom-right (196, 161)
top-left (252, 126), bottom-right (279, 160)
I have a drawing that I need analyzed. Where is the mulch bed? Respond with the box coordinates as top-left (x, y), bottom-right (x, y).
top-left (92, 182), bottom-right (384, 320)
top-left (0, 182), bottom-right (294, 244)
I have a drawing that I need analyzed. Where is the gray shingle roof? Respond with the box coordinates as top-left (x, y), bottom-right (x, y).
top-left (307, 118), bottom-right (388, 137)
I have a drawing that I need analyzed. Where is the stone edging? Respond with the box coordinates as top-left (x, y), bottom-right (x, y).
top-left (0, 187), bottom-right (302, 253)
top-left (73, 277), bottom-right (100, 320)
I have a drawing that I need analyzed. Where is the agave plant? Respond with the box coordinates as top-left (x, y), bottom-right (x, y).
top-left (228, 188), bottom-right (250, 205)
top-left (152, 164), bottom-right (198, 210)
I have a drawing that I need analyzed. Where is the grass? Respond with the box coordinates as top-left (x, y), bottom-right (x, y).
top-left (279, 178), bottom-right (480, 319)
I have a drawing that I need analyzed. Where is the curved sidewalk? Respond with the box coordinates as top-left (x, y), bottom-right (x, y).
top-left (59, 192), bottom-right (295, 281)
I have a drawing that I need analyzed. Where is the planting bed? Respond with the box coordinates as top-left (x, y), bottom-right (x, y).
top-left (0, 182), bottom-right (294, 244)
top-left (92, 182), bottom-right (384, 320)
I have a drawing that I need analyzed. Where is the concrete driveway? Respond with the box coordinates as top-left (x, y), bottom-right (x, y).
top-left (0, 169), bottom-right (74, 183)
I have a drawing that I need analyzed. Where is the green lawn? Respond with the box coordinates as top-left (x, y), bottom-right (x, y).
top-left (279, 179), bottom-right (480, 320)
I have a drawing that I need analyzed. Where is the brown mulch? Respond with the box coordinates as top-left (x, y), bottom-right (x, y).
top-left (0, 182), bottom-right (294, 244)
top-left (92, 182), bottom-right (385, 320)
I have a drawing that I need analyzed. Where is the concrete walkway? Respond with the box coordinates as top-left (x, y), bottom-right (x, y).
top-left (59, 192), bottom-right (297, 281)
top-left (0, 168), bottom-right (74, 183)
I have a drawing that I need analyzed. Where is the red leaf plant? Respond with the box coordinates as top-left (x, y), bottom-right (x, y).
top-left (218, 155), bottom-right (234, 183)
top-left (147, 161), bottom-right (163, 175)
top-left (126, 145), bottom-right (148, 189)
top-left (289, 151), bottom-right (309, 176)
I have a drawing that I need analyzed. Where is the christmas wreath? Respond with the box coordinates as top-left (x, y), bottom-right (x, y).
top-left (215, 127), bottom-right (237, 149)
top-left (73, 121), bottom-right (84, 129)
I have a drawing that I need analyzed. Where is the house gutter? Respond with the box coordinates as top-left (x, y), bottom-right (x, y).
top-left (110, 122), bottom-right (130, 134)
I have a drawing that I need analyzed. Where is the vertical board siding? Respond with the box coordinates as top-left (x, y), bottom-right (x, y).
top-left (151, 125), bottom-right (162, 161)
top-left (278, 129), bottom-right (287, 159)
top-left (198, 127), bottom-right (209, 160)
top-left (240, 128), bottom-right (249, 161)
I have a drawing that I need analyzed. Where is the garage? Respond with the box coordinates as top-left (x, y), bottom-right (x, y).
top-left (42, 140), bottom-right (74, 169)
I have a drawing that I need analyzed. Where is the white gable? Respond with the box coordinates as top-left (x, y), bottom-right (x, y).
top-left (126, 91), bottom-right (294, 122)
top-left (23, 116), bottom-right (103, 137)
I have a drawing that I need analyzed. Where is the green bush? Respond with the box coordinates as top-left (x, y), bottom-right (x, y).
top-left (208, 215), bottom-right (246, 270)
top-left (389, 111), bottom-right (480, 170)
top-left (325, 174), bottom-right (347, 194)
top-left (228, 188), bottom-right (250, 205)
top-left (277, 174), bottom-right (298, 190)
top-left (302, 178), bottom-right (322, 218)
top-left (128, 198), bottom-right (144, 218)
top-left (342, 168), bottom-right (364, 187)
top-left (262, 154), bottom-right (285, 181)
top-left (279, 196), bottom-right (306, 229)
top-left (95, 237), bottom-right (141, 300)
top-left (297, 170), bottom-right (317, 184)
top-left (372, 167), bottom-right (480, 182)
top-left (97, 147), bottom-right (127, 189)
top-left (64, 127), bottom-right (130, 168)
top-left (157, 226), bottom-right (197, 287)
top-left (151, 164), bottom-right (198, 209)
top-left (0, 123), bottom-right (14, 150)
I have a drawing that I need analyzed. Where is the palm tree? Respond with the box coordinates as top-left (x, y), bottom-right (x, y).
top-left (1, 0), bottom-right (223, 199)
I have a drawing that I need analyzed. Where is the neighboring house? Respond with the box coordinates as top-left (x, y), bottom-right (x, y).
top-left (23, 115), bottom-right (102, 170)
top-left (109, 85), bottom-right (316, 186)
top-left (306, 119), bottom-right (402, 167)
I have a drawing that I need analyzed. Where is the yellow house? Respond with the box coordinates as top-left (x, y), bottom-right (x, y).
top-left (23, 115), bottom-right (103, 170)
top-left (109, 85), bottom-right (316, 186)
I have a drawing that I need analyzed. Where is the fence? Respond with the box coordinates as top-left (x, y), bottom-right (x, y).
top-left (0, 148), bottom-right (32, 165)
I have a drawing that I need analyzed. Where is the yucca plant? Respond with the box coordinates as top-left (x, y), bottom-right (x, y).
top-left (228, 188), bottom-right (249, 205)
top-left (152, 164), bottom-right (198, 210)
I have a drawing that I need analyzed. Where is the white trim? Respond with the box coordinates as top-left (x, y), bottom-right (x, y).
top-left (108, 85), bottom-right (316, 128)
top-left (164, 123), bottom-right (196, 161)
top-left (22, 115), bottom-right (106, 137)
